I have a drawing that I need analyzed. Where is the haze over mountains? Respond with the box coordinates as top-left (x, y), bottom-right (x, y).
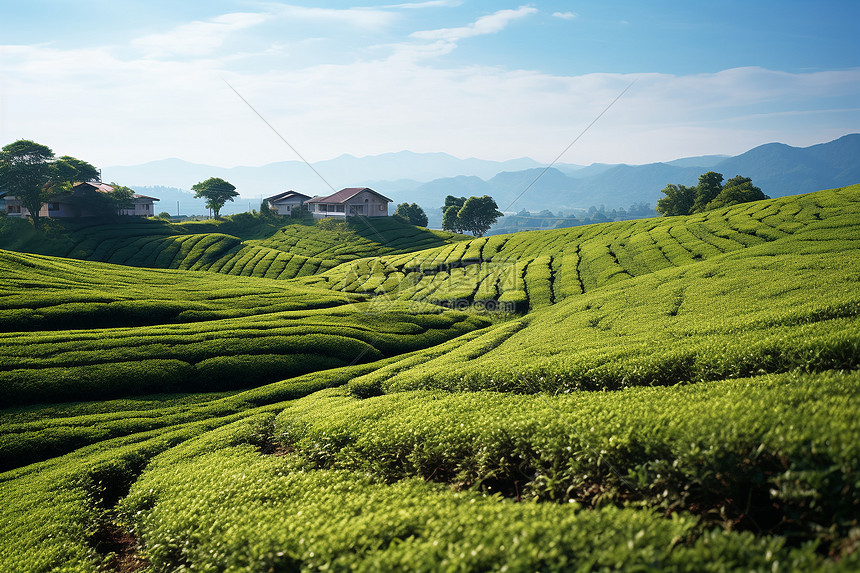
top-left (106, 134), bottom-right (860, 218)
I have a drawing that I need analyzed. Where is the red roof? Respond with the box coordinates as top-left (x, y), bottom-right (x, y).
top-left (306, 187), bottom-right (392, 204)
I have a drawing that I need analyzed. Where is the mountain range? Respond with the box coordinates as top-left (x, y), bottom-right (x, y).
top-left (106, 134), bottom-right (860, 218)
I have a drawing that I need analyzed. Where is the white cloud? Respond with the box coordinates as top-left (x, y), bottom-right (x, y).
top-left (412, 6), bottom-right (538, 41)
top-left (1, 8), bottom-right (859, 172)
top-left (552, 11), bottom-right (578, 20)
top-left (383, 0), bottom-right (462, 8)
top-left (132, 12), bottom-right (268, 58)
top-left (270, 4), bottom-right (397, 29)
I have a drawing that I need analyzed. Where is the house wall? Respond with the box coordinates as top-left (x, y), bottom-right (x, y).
top-left (269, 197), bottom-right (304, 215)
top-left (344, 190), bottom-right (389, 217)
top-left (310, 203), bottom-right (347, 218)
top-left (2, 193), bottom-right (156, 218)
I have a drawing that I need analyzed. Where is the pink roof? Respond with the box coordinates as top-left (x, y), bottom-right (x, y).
top-left (306, 187), bottom-right (392, 204)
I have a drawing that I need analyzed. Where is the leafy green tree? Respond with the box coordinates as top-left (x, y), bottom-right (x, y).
top-left (192, 177), bottom-right (238, 219)
top-left (442, 205), bottom-right (463, 234)
top-left (692, 171), bottom-right (724, 213)
top-left (394, 202), bottom-right (429, 227)
top-left (444, 195), bottom-right (466, 211)
top-left (656, 183), bottom-right (697, 216)
top-left (0, 140), bottom-right (98, 228)
top-left (457, 195), bottom-right (503, 237)
top-left (107, 183), bottom-right (135, 212)
top-left (0, 140), bottom-right (56, 227)
top-left (55, 156), bottom-right (99, 186)
top-left (706, 175), bottom-right (768, 210)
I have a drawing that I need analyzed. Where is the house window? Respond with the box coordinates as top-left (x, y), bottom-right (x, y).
top-left (8, 205), bottom-right (21, 213)
top-left (336, 205), bottom-right (345, 212)
top-left (48, 202), bottom-right (60, 211)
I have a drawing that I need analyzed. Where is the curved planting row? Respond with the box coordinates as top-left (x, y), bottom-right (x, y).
top-left (0, 301), bottom-right (488, 406)
top-left (0, 250), bottom-right (359, 331)
top-left (310, 186), bottom-right (860, 312)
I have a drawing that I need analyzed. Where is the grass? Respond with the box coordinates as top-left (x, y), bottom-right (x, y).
top-left (0, 185), bottom-right (858, 571)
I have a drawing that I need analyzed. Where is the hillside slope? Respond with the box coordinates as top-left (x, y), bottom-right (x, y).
top-left (0, 215), bottom-right (465, 281)
top-left (1, 186), bottom-right (858, 571)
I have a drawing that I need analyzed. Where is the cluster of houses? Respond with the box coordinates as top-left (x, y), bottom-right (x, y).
top-left (0, 183), bottom-right (392, 220)
top-left (0, 182), bottom-right (160, 219)
top-left (264, 187), bottom-right (392, 219)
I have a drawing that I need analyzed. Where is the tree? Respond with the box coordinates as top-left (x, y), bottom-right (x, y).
top-left (0, 140), bottom-right (56, 228)
top-left (706, 175), bottom-right (768, 210)
top-left (692, 171), bottom-right (724, 213)
top-left (0, 140), bottom-right (97, 228)
top-left (393, 202), bottom-right (428, 227)
top-left (55, 156), bottom-right (99, 185)
top-left (442, 205), bottom-right (463, 234)
top-left (192, 177), bottom-right (238, 219)
top-left (656, 183), bottom-right (697, 216)
top-left (456, 195), bottom-right (503, 237)
top-left (443, 195), bottom-right (466, 212)
top-left (106, 183), bottom-right (135, 213)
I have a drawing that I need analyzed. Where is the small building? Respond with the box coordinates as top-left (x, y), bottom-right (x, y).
top-left (306, 187), bottom-right (392, 219)
top-left (0, 182), bottom-right (159, 219)
top-left (265, 190), bottom-right (311, 215)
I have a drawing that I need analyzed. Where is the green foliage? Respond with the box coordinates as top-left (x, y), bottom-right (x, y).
top-left (54, 155), bottom-right (99, 185)
top-left (191, 177), bottom-right (238, 218)
top-left (394, 202), bottom-right (429, 226)
top-left (656, 183), bottom-right (696, 216)
top-left (0, 140), bottom-right (58, 228)
top-left (276, 370), bottom-right (860, 544)
top-left (707, 175), bottom-right (769, 209)
top-left (0, 184), bottom-right (858, 571)
top-left (657, 171), bottom-right (769, 216)
top-left (115, 436), bottom-right (835, 572)
top-left (443, 195), bottom-right (503, 237)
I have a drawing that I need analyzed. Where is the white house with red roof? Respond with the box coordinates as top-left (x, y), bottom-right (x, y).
top-left (306, 187), bottom-right (392, 218)
top-left (264, 190), bottom-right (311, 215)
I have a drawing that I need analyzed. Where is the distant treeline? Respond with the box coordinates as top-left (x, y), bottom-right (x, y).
top-left (488, 202), bottom-right (655, 234)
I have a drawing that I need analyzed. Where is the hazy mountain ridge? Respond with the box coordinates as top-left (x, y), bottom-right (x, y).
top-left (110, 134), bottom-right (859, 217)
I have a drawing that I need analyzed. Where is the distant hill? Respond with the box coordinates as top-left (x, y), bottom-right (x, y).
top-left (403, 134), bottom-right (860, 215)
top-left (106, 134), bottom-right (859, 219)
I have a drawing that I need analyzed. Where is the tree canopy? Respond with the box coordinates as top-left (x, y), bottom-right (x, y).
top-left (192, 177), bottom-right (238, 219)
top-left (0, 139), bottom-right (98, 227)
top-left (393, 202), bottom-right (428, 227)
top-left (656, 171), bottom-right (768, 216)
top-left (442, 195), bottom-right (503, 237)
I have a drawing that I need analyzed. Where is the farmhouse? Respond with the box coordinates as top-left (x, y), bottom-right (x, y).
top-left (0, 182), bottom-right (159, 218)
top-left (306, 187), bottom-right (392, 218)
top-left (264, 190), bottom-right (311, 215)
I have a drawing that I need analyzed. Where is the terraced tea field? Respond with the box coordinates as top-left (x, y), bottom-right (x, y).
top-left (1, 186), bottom-right (858, 572)
top-left (0, 214), bottom-right (463, 281)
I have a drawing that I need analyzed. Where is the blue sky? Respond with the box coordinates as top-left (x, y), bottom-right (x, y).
top-left (1, 1), bottom-right (858, 168)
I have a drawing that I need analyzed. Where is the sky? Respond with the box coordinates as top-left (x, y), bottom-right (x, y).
top-left (1, 0), bottom-right (859, 169)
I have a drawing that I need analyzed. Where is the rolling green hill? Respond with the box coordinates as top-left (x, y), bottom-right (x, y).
top-left (0, 214), bottom-right (464, 281)
top-left (1, 186), bottom-right (858, 572)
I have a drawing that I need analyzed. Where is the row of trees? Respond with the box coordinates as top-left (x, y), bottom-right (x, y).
top-left (656, 172), bottom-right (768, 216)
top-left (441, 195), bottom-right (503, 237)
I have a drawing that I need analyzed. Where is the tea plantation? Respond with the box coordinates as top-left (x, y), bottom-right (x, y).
top-left (1, 185), bottom-right (858, 572)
